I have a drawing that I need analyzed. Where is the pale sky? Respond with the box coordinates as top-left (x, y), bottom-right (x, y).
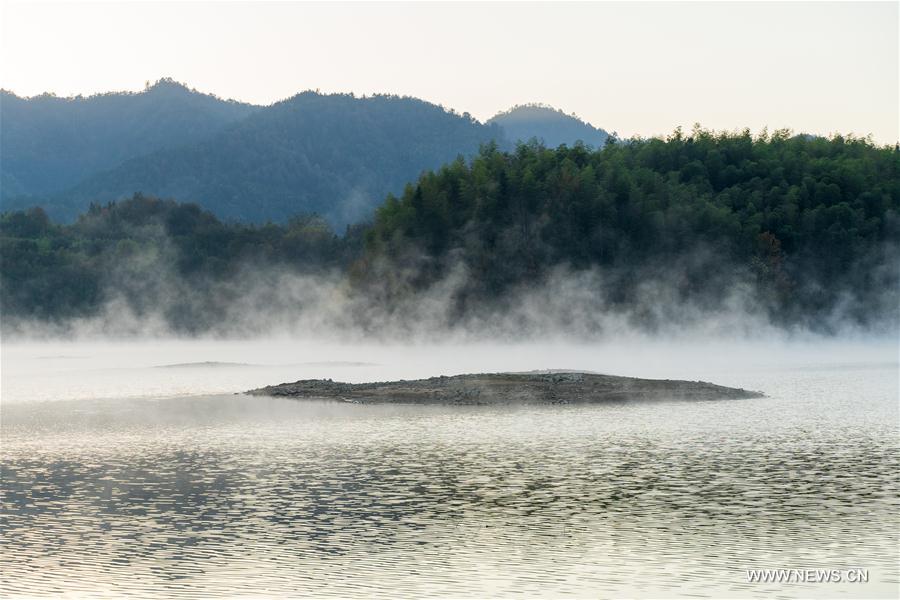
top-left (1, 1), bottom-right (897, 142)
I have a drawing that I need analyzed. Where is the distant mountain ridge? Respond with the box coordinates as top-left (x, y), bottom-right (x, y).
top-left (0, 78), bottom-right (258, 198)
top-left (487, 104), bottom-right (610, 149)
top-left (1, 79), bottom-right (614, 226)
top-left (40, 92), bottom-right (505, 226)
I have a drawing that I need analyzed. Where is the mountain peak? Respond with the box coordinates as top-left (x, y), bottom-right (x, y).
top-left (144, 77), bottom-right (193, 95)
top-left (488, 103), bottom-right (609, 148)
top-left (493, 103), bottom-right (576, 119)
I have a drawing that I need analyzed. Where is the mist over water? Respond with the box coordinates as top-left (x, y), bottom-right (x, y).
top-left (2, 335), bottom-right (896, 404)
top-left (4, 215), bottom-right (897, 342)
top-left (6, 257), bottom-right (897, 341)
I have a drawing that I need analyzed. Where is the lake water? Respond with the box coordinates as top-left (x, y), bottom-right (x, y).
top-left (1, 338), bottom-right (898, 598)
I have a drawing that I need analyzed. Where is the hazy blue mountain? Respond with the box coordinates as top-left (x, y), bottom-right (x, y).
top-left (2, 82), bottom-right (621, 228)
top-left (42, 92), bottom-right (504, 227)
top-left (0, 78), bottom-right (258, 200)
top-left (488, 104), bottom-right (610, 149)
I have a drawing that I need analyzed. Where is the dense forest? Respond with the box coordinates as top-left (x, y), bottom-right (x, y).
top-left (362, 130), bottom-right (899, 330)
top-left (2, 130), bottom-right (897, 335)
top-left (0, 196), bottom-right (365, 331)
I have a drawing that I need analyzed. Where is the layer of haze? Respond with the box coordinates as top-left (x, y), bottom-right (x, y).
top-left (4, 336), bottom-right (897, 404)
top-left (1, 1), bottom-right (897, 143)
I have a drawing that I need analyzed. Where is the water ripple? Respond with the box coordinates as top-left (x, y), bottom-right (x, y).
top-left (2, 374), bottom-right (899, 598)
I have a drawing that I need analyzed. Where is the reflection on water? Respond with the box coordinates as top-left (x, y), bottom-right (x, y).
top-left (1, 358), bottom-right (899, 598)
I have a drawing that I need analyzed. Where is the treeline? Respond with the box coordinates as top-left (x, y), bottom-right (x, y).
top-left (361, 129), bottom-right (899, 328)
top-left (2, 129), bottom-right (897, 334)
top-left (1, 197), bottom-right (363, 327)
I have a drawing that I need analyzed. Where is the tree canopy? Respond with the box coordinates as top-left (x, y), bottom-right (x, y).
top-left (362, 129), bottom-right (899, 329)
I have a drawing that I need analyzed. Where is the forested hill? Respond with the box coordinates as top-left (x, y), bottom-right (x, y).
top-left (37, 92), bottom-right (504, 228)
top-left (488, 104), bottom-right (610, 148)
top-left (2, 130), bottom-right (897, 335)
top-left (0, 78), bottom-right (257, 199)
top-left (2, 80), bottom-right (626, 229)
top-left (362, 131), bottom-right (899, 329)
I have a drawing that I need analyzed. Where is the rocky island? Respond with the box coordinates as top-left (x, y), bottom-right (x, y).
top-left (246, 371), bottom-right (763, 405)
